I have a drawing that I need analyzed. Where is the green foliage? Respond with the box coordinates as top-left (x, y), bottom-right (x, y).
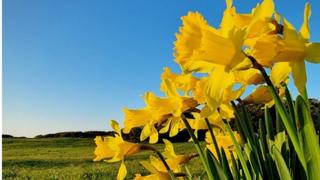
top-left (179, 84), bottom-right (320, 180)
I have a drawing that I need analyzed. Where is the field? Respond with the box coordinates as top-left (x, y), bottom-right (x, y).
top-left (2, 138), bottom-right (203, 179)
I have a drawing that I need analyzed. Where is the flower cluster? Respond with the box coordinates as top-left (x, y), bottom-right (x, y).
top-left (94, 0), bottom-right (320, 179)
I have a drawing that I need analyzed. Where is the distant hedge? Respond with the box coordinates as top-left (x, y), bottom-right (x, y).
top-left (2, 134), bottom-right (26, 138)
top-left (34, 131), bottom-right (115, 138)
top-left (2, 134), bottom-right (14, 138)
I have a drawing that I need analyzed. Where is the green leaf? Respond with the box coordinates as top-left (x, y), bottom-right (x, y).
top-left (272, 146), bottom-right (292, 180)
top-left (246, 55), bottom-right (306, 172)
top-left (264, 106), bottom-right (274, 140)
top-left (295, 96), bottom-right (320, 180)
top-left (231, 102), bottom-right (263, 176)
top-left (230, 153), bottom-right (240, 180)
top-left (284, 85), bottom-right (296, 128)
top-left (205, 118), bottom-right (222, 163)
top-left (220, 148), bottom-right (233, 179)
top-left (258, 119), bottom-right (267, 159)
top-left (205, 148), bottom-right (228, 180)
top-left (224, 121), bottom-right (252, 180)
top-left (181, 116), bottom-right (214, 180)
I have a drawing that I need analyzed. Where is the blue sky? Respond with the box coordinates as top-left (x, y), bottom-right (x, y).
top-left (3, 0), bottom-right (320, 137)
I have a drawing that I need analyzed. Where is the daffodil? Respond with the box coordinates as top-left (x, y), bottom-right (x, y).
top-left (94, 120), bottom-right (144, 180)
top-left (233, 68), bottom-right (264, 85)
top-left (245, 0), bottom-right (276, 40)
top-left (251, 3), bottom-right (320, 94)
top-left (94, 120), bottom-right (142, 162)
top-left (193, 77), bottom-right (208, 104)
top-left (160, 67), bottom-right (198, 95)
top-left (174, 12), bottom-right (214, 73)
top-left (220, 0), bottom-right (277, 47)
top-left (156, 80), bottom-right (198, 138)
top-left (123, 80), bottom-right (197, 143)
top-left (187, 111), bottom-right (223, 137)
top-left (135, 139), bottom-right (197, 180)
top-left (174, 7), bottom-right (249, 114)
top-left (205, 130), bottom-right (241, 161)
top-left (243, 62), bottom-right (290, 107)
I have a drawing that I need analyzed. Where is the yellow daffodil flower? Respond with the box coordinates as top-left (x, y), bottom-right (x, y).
top-left (206, 130), bottom-right (241, 161)
top-left (187, 111), bottom-right (223, 137)
top-left (233, 68), bottom-right (264, 85)
top-left (175, 9), bottom-right (247, 112)
top-left (220, 0), bottom-right (277, 47)
top-left (243, 62), bottom-right (290, 107)
top-left (135, 139), bottom-right (197, 179)
top-left (243, 85), bottom-right (275, 107)
top-left (193, 77), bottom-right (208, 104)
top-left (252, 3), bottom-right (320, 93)
top-left (94, 120), bottom-right (145, 180)
top-left (160, 67), bottom-right (198, 94)
top-left (94, 120), bottom-right (142, 162)
top-left (174, 12), bottom-right (214, 73)
top-left (123, 80), bottom-right (197, 143)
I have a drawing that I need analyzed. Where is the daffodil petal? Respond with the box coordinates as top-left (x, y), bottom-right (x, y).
top-left (117, 162), bottom-right (127, 180)
top-left (270, 62), bottom-right (291, 86)
top-left (219, 103), bottom-right (234, 119)
top-left (206, 67), bottom-right (233, 111)
top-left (163, 139), bottom-right (177, 159)
top-left (252, 0), bottom-right (274, 21)
top-left (149, 125), bottom-right (158, 144)
top-left (300, 2), bottom-right (311, 40)
top-left (140, 123), bottom-right (151, 141)
top-left (159, 119), bottom-right (171, 134)
top-left (306, 42), bottom-right (320, 63)
top-left (291, 61), bottom-right (307, 95)
top-left (226, 0), bottom-right (233, 9)
top-left (283, 18), bottom-right (298, 40)
top-left (169, 117), bottom-right (180, 137)
top-left (111, 120), bottom-right (121, 136)
top-left (139, 161), bottom-right (158, 174)
top-left (243, 85), bottom-right (273, 104)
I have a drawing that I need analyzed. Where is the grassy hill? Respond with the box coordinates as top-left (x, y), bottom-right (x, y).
top-left (2, 138), bottom-right (203, 179)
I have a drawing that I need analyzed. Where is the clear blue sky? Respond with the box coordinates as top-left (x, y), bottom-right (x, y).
top-left (3, 0), bottom-right (320, 137)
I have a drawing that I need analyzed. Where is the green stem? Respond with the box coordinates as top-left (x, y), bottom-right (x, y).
top-left (224, 120), bottom-right (252, 180)
top-left (181, 115), bottom-right (214, 180)
top-left (155, 150), bottom-right (176, 180)
top-left (141, 145), bottom-right (176, 179)
top-left (205, 118), bottom-right (222, 163)
top-left (246, 55), bottom-right (307, 172)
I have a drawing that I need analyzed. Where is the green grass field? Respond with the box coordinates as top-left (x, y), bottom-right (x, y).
top-left (3, 138), bottom-right (203, 179)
